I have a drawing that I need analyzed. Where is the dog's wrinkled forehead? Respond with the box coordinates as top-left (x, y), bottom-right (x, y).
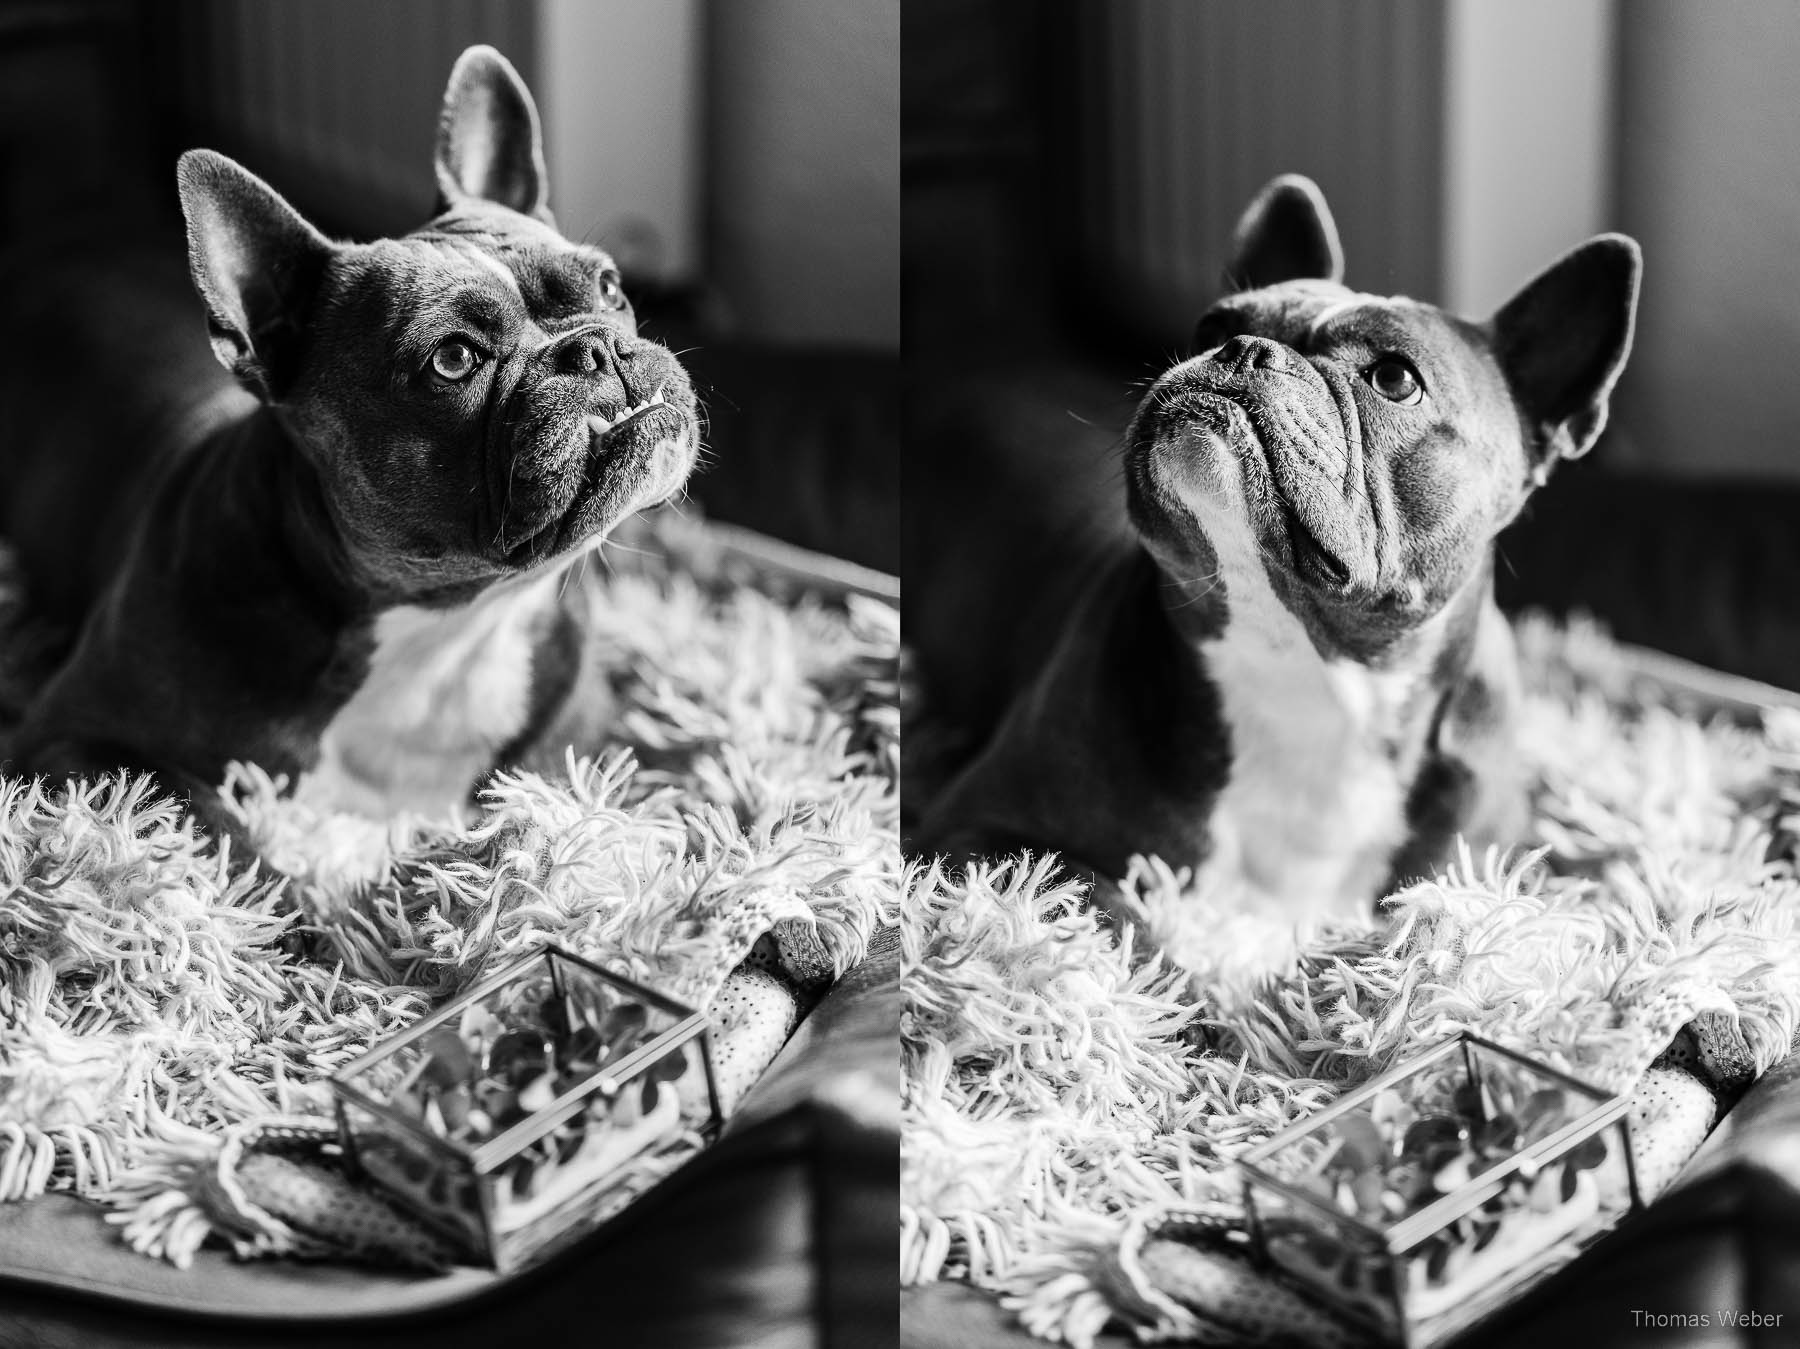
top-left (318, 212), bottom-right (622, 364)
top-left (1204, 277), bottom-right (1357, 340)
top-left (410, 209), bottom-right (616, 322)
top-left (1205, 280), bottom-right (1481, 360)
top-left (1200, 280), bottom-right (1508, 410)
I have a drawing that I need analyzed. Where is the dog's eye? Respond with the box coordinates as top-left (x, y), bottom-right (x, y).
top-left (1364, 356), bottom-right (1424, 405)
top-left (429, 339), bottom-right (482, 383)
top-left (597, 272), bottom-right (628, 311)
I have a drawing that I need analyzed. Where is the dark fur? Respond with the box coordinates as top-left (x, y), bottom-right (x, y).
top-left (909, 176), bottom-right (1639, 904)
top-left (0, 47), bottom-right (698, 803)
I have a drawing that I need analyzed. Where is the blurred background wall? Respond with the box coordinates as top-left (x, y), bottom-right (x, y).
top-left (0, 0), bottom-right (898, 569)
top-left (707, 0), bottom-right (899, 348)
top-left (1615, 1), bottom-right (1800, 479)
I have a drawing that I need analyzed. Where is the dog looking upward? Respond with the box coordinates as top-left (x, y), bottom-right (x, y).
top-left (0, 47), bottom-right (699, 821)
top-left (908, 175), bottom-right (1639, 919)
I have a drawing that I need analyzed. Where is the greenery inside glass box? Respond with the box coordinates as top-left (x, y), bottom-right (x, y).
top-left (332, 943), bottom-right (721, 1271)
top-left (1238, 1033), bottom-right (1642, 1347)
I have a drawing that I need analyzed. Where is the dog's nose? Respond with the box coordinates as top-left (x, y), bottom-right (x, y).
top-left (548, 328), bottom-right (615, 377)
top-left (1214, 335), bottom-right (1292, 374)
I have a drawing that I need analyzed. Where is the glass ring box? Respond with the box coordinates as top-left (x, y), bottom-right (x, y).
top-left (331, 943), bottom-right (721, 1271)
top-left (1237, 1033), bottom-right (1642, 1347)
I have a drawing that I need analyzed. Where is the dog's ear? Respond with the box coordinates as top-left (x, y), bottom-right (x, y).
top-left (435, 45), bottom-right (551, 222)
top-left (177, 149), bottom-right (335, 401)
top-left (1224, 174), bottom-right (1344, 291)
top-left (1491, 234), bottom-right (1641, 467)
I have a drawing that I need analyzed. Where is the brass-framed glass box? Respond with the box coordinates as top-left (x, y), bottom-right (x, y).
top-left (1237, 1033), bottom-right (1642, 1347)
top-left (331, 942), bottom-right (721, 1271)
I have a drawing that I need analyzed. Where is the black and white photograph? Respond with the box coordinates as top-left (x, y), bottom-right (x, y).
top-left (0, 1), bottom-right (896, 1346)
top-left (901, 3), bottom-right (1800, 1347)
top-left (5, 1), bottom-right (1800, 1347)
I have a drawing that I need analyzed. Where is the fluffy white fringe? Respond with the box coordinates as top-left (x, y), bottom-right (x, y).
top-left (0, 519), bottom-right (899, 1266)
top-left (902, 615), bottom-right (1800, 1346)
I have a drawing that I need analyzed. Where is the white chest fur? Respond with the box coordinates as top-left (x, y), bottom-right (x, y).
top-left (293, 573), bottom-right (559, 820)
top-left (1191, 512), bottom-right (1416, 922)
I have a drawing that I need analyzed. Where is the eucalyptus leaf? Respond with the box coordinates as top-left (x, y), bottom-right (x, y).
top-left (1332, 1112), bottom-right (1386, 1171)
top-left (1565, 1135), bottom-right (1608, 1171)
top-left (1520, 1089), bottom-right (1567, 1140)
top-left (419, 1027), bottom-right (473, 1090)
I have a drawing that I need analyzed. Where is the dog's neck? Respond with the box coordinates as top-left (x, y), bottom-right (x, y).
top-left (200, 409), bottom-right (363, 613)
top-left (215, 412), bottom-right (570, 819)
top-left (73, 407), bottom-right (565, 804)
top-left (291, 571), bottom-right (566, 820)
top-left (91, 408), bottom-right (363, 680)
top-left (1145, 535), bottom-right (1491, 917)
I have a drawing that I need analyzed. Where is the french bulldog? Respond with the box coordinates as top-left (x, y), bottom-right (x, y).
top-left (910, 175), bottom-right (1640, 919)
top-left (0, 47), bottom-right (699, 820)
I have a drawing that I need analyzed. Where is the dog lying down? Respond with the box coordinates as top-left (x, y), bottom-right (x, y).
top-left (908, 175), bottom-right (1640, 922)
top-left (0, 46), bottom-right (699, 824)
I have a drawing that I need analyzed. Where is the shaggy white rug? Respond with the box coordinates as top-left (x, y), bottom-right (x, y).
top-left (902, 618), bottom-right (1800, 1346)
top-left (0, 512), bottom-right (899, 1267)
